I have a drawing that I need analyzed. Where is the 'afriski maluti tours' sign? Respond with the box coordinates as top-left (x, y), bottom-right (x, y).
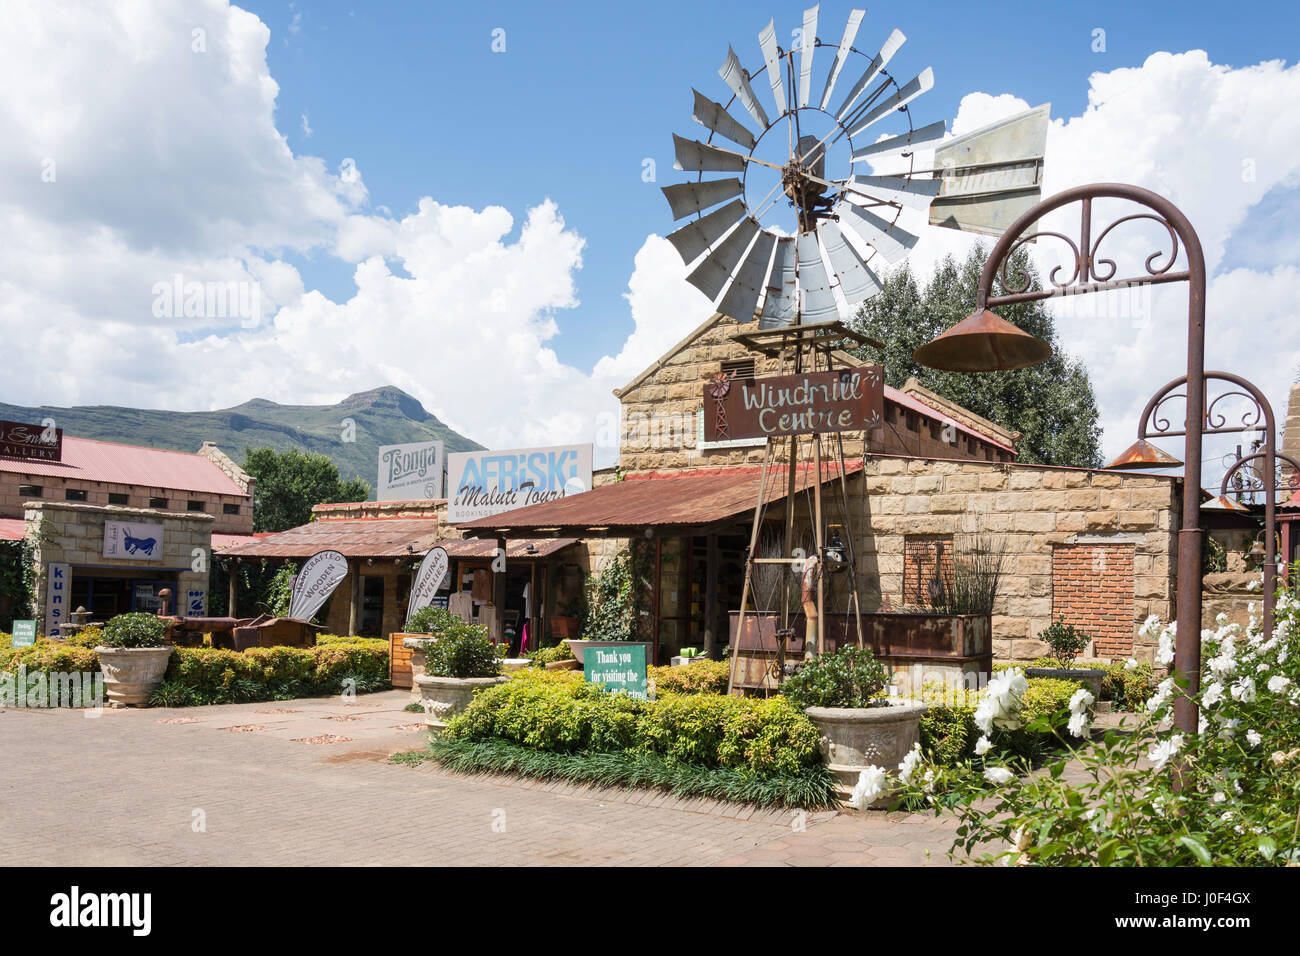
top-left (703, 366), bottom-right (884, 442)
top-left (447, 444), bottom-right (593, 523)
top-left (0, 419), bottom-right (62, 461)
top-left (377, 440), bottom-right (444, 502)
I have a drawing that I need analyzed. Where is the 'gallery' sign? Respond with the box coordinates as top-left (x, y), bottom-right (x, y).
top-left (703, 366), bottom-right (884, 441)
top-left (0, 419), bottom-right (62, 461)
top-left (377, 440), bottom-right (445, 502)
top-left (447, 444), bottom-right (593, 524)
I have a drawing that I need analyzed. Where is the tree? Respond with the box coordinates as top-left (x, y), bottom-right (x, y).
top-left (850, 245), bottom-right (1103, 468)
top-left (243, 447), bottom-right (371, 532)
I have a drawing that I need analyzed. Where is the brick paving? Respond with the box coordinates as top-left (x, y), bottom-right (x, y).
top-left (0, 690), bottom-right (963, 866)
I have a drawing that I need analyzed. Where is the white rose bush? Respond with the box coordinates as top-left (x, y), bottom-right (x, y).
top-left (894, 577), bottom-right (1300, 866)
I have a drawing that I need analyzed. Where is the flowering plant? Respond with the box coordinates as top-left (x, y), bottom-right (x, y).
top-left (895, 572), bottom-right (1300, 866)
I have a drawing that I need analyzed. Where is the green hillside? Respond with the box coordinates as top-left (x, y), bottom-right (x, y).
top-left (0, 386), bottom-right (481, 495)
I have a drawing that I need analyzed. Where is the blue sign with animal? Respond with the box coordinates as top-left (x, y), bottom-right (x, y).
top-left (103, 520), bottom-right (165, 561)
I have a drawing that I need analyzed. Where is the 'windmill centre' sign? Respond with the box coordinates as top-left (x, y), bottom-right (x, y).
top-left (703, 366), bottom-right (884, 441)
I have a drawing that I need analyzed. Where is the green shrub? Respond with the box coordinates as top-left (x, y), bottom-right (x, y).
top-left (1099, 659), bottom-right (1154, 710)
top-left (1039, 617), bottom-right (1091, 664)
top-left (0, 639), bottom-right (100, 676)
top-left (649, 659), bottom-right (728, 695)
top-left (101, 612), bottom-right (168, 648)
top-left (149, 680), bottom-right (197, 708)
top-left (163, 642), bottom-right (388, 705)
top-left (780, 645), bottom-right (887, 709)
top-left (527, 641), bottom-right (575, 666)
top-left (62, 627), bottom-right (105, 648)
top-left (405, 606), bottom-right (462, 636)
top-left (425, 619), bottom-right (502, 678)
top-left (920, 699), bottom-right (980, 766)
top-left (316, 633), bottom-right (386, 648)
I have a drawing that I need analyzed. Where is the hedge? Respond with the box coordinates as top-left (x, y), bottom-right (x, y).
top-left (648, 659), bottom-right (729, 695)
top-left (444, 669), bottom-right (821, 778)
top-left (919, 676), bottom-right (1088, 767)
top-left (155, 642), bottom-right (389, 705)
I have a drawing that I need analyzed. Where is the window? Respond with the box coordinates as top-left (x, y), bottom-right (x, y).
top-left (906, 411), bottom-right (918, 432)
top-left (108, 492), bottom-right (129, 506)
top-left (187, 500), bottom-right (206, 512)
top-left (149, 497), bottom-right (167, 509)
top-left (18, 484), bottom-right (42, 498)
top-left (720, 357), bottom-right (756, 380)
top-left (222, 503), bottom-right (240, 515)
top-left (65, 488), bottom-right (87, 502)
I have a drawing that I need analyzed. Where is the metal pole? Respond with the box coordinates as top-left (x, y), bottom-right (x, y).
top-left (812, 433), bottom-right (825, 658)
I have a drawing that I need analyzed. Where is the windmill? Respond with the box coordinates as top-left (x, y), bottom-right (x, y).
top-left (659, 8), bottom-right (1049, 690)
top-left (708, 370), bottom-right (734, 440)
top-left (662, 6), bottom-right (1049, 326)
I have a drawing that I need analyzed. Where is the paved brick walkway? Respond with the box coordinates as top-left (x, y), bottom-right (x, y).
top-left (0, 690), bottom-right (963, 866)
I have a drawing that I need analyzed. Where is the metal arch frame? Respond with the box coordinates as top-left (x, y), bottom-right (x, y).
top-left (1132, 370), bottom-right (1283, 646)
top-left (1220, 451), bottom-right (1300, 503)
top-left (974, 183), bottom-right (1208, 740)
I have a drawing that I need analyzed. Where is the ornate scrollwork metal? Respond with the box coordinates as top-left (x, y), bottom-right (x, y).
top-left (1139, 372), bottom-right (1271, 441)
top-left (1089, 213), bottom-right (1181, 283)
top-left (998, 231), bottom-right (1082, 294)
top-left (1220, 451), bottom-right (1300, 503)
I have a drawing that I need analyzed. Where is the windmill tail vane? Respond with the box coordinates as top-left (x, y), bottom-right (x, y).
top-left (662, 7), bottom-right (1050, 327)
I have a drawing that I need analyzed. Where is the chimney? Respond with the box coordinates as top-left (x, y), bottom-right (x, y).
top-left (1285, 382), bottom-right (1300, 466)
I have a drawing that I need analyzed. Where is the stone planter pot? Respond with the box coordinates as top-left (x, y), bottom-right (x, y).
top-left (415, 674), bottom-right (509, 731)
top-left (401, 637), bottom-right (434, 698)
top-left (1025, 666), bottom-right (1106, 699)
top-left (804, 699), bottom-right (929, 808)
top-left (95, 646), bottom-right (174, 708)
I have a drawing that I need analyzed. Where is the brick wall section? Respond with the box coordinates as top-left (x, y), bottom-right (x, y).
top-left (614, 314), bottom-right (1015, 472)
top-left (902, 535), bottom-right (954, 606)
top-left (1051, 544), bottom-right (1136, 657)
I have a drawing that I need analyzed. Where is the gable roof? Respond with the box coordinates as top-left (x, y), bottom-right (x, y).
top-left (0, 436), bottom-right (248, 497)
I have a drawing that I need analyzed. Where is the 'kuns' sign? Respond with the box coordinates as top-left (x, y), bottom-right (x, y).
top-left (45, 563), bottom-right (69, 637)
top-left (447, 444), bottom-right (593, 524)
top-left (377, 440), bottom-right (444, 502)
top-left (288, 550), bottom-right (349, 622)
top-left (103, 521), bottom-right (164, 561)
top-left (0, 419), bottom-right (62, 461)
top-left (703, 366), bottom-right (884, 442)
top-left (405, 546), bottom-right (449, 627)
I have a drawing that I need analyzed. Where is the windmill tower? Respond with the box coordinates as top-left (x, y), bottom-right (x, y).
top-left (659, 7), bottom-right (1050, 689)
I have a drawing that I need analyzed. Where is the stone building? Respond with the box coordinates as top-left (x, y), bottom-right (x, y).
top-left (458, 313), bottom-right (1185, 667)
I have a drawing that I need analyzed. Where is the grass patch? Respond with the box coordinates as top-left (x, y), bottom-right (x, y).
top-left (388, 749), bottom-right (436, 766)
top-left (424, 736), bottom-right (838, 810)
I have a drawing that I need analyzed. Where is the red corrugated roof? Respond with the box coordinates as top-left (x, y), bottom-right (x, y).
top-left (457, 462), bottom-right (863, 534)
top-left (219, 517), bottom-right (442, 559)
top-left (0, 437), bottom-right (246, 496)
top-left (0, 517), bottom-right (24, 541)
top-left (884, 385), bottom-right (1016, 453)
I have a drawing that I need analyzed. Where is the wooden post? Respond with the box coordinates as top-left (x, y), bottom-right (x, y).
top-left (346, 559), bottom-right (360, 637)
top-left (227, 558), bottom-right (238, 618)
top-left (492, 536), bottom-right (507, 643)
top-left (704, 533), bottom-right (719, 659)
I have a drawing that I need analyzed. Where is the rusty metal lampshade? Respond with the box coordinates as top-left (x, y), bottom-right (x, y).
top-left (1104, 439), bottom-right (1184, 470)
top-left (912, 309), bottom-right (1053, 372)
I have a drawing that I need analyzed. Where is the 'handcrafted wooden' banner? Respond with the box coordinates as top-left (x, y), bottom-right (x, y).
top-left (703, 365), bottom-right (884, 441)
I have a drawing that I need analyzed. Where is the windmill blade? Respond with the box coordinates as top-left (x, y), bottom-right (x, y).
top-left (797, 6), bottom-right (818, 108)
top-left (665, 199), bottom-right (746, 265)
top-left (839, 202), bottom-right (919, 264)
top-left (759, 237), bottom-right (797, 328)
top-left (834, 29), bottom-right (906, 121)
top-left (819, 221), bottom-right (882, 304)
top-left (686, 217), bottom-right (760, 301)
top-left (796, 233), bottom-right (839, 322)
top-left (851, 120), bottom-right (947, 164)
top-left (818, 9), bottom-right (864, 110)
top-left (717, 230), bottom-right (777, 322)
top-left (719, 46), bottom-right (770, 130)
top-left (673, 135), bottom-right (748, 174)
top-left (662, 178), bottom-right (744, 220)
top-left (849, 174), bottom-right (941, 211)
top-left (847, 67), bottom-right (934, 137)
top-left (691, 88), bottom-right (758, 150)
top-left (757, 21), bottom-right (786, 117)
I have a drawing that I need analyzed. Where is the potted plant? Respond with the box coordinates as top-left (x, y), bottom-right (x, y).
top-left (782, 646), bottom-right (927, 808)
top-left (400, 606), bottom-right (461, 696)
top-left (95, 612), bottom-right (174, 708)
top-left (414, 618), bottom-right (508, 732)
top-left (550, 593), bottom-right (585, 641)
top-left (1026, 617), bottom-right (1107, 697)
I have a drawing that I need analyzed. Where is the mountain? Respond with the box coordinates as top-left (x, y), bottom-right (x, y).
top-left (0, 386), bottom-right (482, 493)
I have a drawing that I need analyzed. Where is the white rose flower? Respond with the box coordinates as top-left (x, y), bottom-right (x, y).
top-left (897, 744), bottom-right (923, 785)
top-left (1201, 681), bottom-right (1224, 708)
top-left (850, 765), bottom-right (889, 809)
top-left (974, 735), bottom-right (992, 756)
top-left (1246, 729), bottom-right (1263, 747)
top-left (1267, 675), bottom-right (1292, 694)
top-left (1068, 688), bottom-right (1095, 713)
top-left (983, 766), bottom-right (1015, 786)
top-left (1124, 658), bottom-right (1139, 671)
top-left (1148, 733), bottom-right (1184, 772)
top-left (1156, 633), bottom-right (1176, 667)
top-left (1231, 676), bottom-right (1257, 703)
top-left (1067, 711), bottom-right (1091, 739)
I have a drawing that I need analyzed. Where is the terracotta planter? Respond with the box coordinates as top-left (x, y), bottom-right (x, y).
top-left (804, 699), bottom-right (929, 807)
top-left (95, 646), bottom-right (174, 708)
top-left (415, 674), bottom-right (509, 730)
top-left (551, 616), bottom-right (581, 640)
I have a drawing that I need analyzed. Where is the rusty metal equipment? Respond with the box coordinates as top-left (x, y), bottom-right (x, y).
top-left (160, 612), bottom-right (321, 650)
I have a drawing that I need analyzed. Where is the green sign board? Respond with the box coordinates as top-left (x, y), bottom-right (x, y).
top-left (583, 643), bottom-right (648, 701)
top-left (12, 620), bottom-right (37, 647)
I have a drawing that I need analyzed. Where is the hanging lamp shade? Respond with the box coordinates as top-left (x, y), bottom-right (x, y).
top-left (913, 309), bottom-right (1053, 372)
top-left (1104, 439), bottom-right (1184, 470)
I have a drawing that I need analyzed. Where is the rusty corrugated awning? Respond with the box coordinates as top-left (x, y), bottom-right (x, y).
top-left (219, 517), bottom-right (442, 559)
top-left (438, 537), bottom-right (580, 559)
top-left (457, 462), bottom-right (863, 537)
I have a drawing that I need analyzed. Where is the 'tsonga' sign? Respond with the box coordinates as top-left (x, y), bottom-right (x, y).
top-left (702, 366), bottom-right (884, 441)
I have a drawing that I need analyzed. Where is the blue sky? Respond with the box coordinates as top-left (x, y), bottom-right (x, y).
top-left (240, 0), bottom-right (1300, 371)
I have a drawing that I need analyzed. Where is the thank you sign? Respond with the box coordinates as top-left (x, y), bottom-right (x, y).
top-left (378, 440), bottom-right (444, 502)
top-left (103, 521), bottom-right (164, 561)
top-left (583, 644), bottom-right (648, 700)
top-left (703, 366), bottom-right (884, 441)
top-left (288, 550), bottom-right (348, 622)
top-left (447, 444), bottom-right (593, 523)
top-left (405, 546), bottom-right (449, 626)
